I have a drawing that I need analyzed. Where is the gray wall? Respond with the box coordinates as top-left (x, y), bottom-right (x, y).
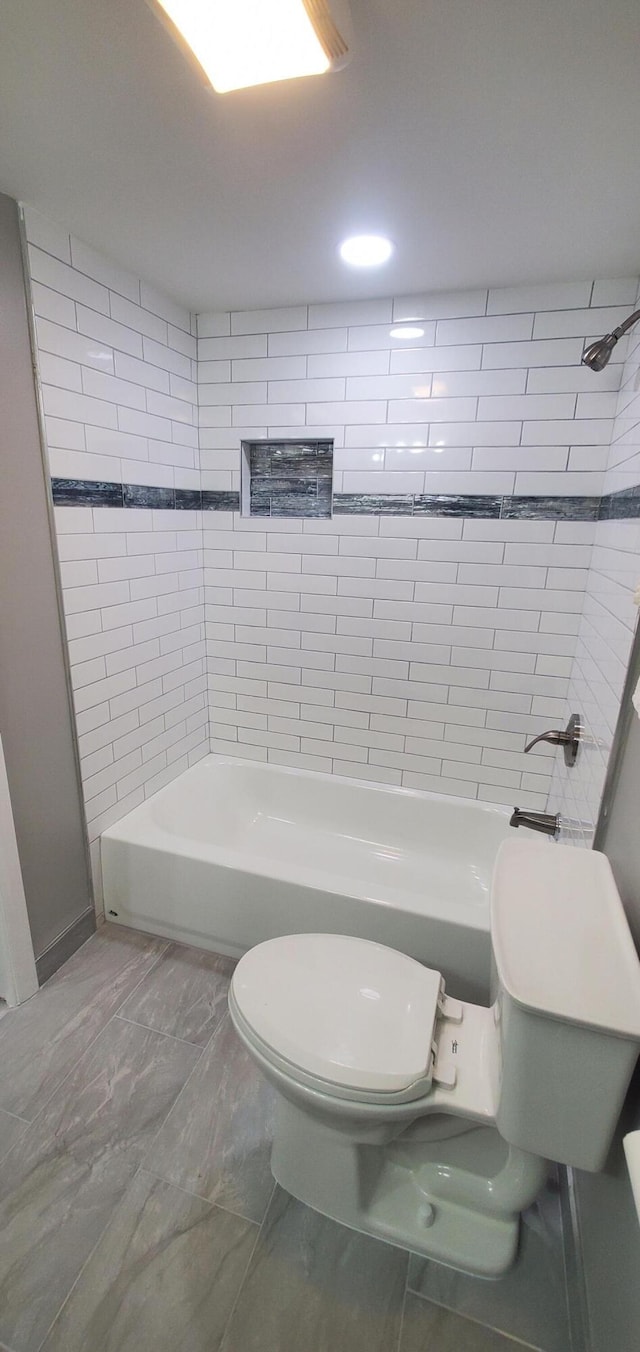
top-left (0, 192), bottom-right (93, 976)
top-left (574, 620), bottom-right (640, 1352)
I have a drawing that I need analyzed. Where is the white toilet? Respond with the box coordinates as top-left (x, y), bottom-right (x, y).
top-left (229, 839), bottom-right (640, 1276)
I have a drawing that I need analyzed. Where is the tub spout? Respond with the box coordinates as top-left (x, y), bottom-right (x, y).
top-left (509, 808), bottom-right (560, 837)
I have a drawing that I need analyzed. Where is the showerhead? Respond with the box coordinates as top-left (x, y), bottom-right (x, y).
top-left (581, 332), bottom-right (621, 372)
top-left (581, 308), bottom-right (640, 372)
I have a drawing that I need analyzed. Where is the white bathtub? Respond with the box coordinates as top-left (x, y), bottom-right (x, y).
top-left (101, 756), bottom-right (514, 1002)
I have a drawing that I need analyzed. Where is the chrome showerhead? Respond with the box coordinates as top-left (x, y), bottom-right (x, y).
top-left (581, 332), bottom-right (620, 371)
top-left (581, 308), bottom-right (640, 372)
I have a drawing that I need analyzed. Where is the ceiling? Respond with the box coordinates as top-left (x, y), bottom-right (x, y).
top-left (0, 0), bottom-right (639, 312)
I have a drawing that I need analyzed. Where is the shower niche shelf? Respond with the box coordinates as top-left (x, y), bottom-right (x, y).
top-left (241, 439), bottom-right (334, 519)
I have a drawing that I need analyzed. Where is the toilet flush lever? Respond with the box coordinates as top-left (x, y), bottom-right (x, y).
top-left (524, 712), bottom-right (581, 767)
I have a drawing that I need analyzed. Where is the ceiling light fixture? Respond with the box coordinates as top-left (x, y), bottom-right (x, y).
top-left (339, 235), bottom-right (393, 268)
top-left (150, 0), bottom-right (351, 94)
top-left (389, 326), bottom-right (424, 340)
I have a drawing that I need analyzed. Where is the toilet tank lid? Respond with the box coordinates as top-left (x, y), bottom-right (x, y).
top-left (491, 840), bottom-right (640, 1039)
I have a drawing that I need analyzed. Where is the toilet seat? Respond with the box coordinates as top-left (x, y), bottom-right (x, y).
top-left (230, 933), bottom-right (443, 1103)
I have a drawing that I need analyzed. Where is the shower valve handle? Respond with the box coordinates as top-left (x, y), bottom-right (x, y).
top-left (524, 713), bottom-right (581, 767)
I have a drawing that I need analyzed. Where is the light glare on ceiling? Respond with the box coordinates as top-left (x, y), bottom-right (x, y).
top-left (339, 234), bottom-right (393, 267)
top-left (153, 0), bottom-right (349, 93)
top-left (389, 325), bottom-right (424, 339)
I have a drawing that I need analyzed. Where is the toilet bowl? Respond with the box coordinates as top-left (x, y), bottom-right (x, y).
top-left (229, 839), bottom-right (640, 1276)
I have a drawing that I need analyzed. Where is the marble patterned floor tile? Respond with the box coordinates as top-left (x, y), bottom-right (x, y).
top-left (0, 1016), bottom-right (199, 1352)
top-left (220, 1188), bottom-right (408, 1352)
top-left (0, 925), bottom-right (167, 1119)
top-left (400, 1294), bottom-right (522, 1351)
top-left (0, 1109), bottom-right (28, 1162)
top-left (42, 1169), bottom-right (257, 1352)
top-left (407, 1178), bottom-right (569, 1352)
top-left (117, 942), bottom-right (235, 1045)
top-left (146, 1012), bottom-right (275, 1222)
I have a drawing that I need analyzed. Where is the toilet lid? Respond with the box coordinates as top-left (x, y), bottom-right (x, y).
top-left (230, 934), bottom-right (442, 1095)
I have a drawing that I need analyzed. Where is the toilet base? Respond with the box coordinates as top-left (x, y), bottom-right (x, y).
top-left (271, 1100), bottom-right (548, 1277)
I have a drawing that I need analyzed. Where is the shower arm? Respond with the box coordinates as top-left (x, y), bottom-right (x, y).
top-left (609, 309), bottom-right (640, 341)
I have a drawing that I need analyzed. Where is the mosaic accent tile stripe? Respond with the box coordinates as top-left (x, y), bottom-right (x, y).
top-left (50, 478), bottom-right (640, 521)
top-left (333, 492), bottom-right (600, 520)
top-left (598, 484), bottom-right (640, 521)
top-left (51, 481), bottom-right (240, 512)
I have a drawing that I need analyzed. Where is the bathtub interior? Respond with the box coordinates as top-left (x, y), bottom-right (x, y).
top-left (114, 757), bottom-right (513, 913)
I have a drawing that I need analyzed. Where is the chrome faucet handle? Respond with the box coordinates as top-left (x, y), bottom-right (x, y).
top-left (524, 713), bottom-right (581, 767)
top-left (524, 729), bottom-right (568, 751)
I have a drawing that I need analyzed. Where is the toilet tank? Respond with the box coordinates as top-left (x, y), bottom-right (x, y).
top-left (491, 840), bottom-right (640, 1172)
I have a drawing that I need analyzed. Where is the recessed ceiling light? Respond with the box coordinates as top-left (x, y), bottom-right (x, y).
top-left (389, 326), bottom-right (425, 340)
top-left (150, 0), bottom-right (350, 94)
top-left (339, 235), bottom-right (394, 268)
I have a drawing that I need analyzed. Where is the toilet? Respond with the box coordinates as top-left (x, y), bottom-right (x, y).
top-left (228, 839), bottom-right (640, 1276)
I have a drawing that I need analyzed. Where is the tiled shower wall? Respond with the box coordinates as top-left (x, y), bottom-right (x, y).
top-left (23, 208), bottom-right (209, 912)
top-left (550, 286), bottom-right (640, 844)
top-left (22, 199), bottom-right (640, 860)
top-left (198, 284), bottom-right (637, 806)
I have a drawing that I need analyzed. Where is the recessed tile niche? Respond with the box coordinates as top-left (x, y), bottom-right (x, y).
top-left (241, 440), bottom-right (333, 519)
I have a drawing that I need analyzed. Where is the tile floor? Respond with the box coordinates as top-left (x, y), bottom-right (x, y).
top-left (0, 925), bottom-right (572, 1352)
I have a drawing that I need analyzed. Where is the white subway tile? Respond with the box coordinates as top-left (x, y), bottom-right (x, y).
top-left (478, 393), bottom-right (576, 421)
top-left (514, 471), bottom-right (604, 495)
top-left (42, 385), bottom-right (118, 429)
top-left (429, 422), bottom-right (522, 447)
top-left (36, 318), bottom-right (114, 373)
top-left (198, 312), bottom-right (231, 338)
top-left (29, 246), bottom-right (110, 314)
top-left (472, 446), bottom-right (567, 472)
top-left (390, 396), bottom-right (477, 422)
top-left (309, 350), bottom-right (390, 378)
top-left (76, 305), bottom-right (143, 359)
top-left (39, 352), bottom-right (82, 391)
top-left (393, 291), bottom-right (488, 321)
top-left (481, 338), bottom-right (584, 369)
top-left (23, 205), bottom-right (71, 261)
top-left (391, 345), bottom-right (482, 374)
top-left (591, 279), bottom-right (639, 306)
top-left (232, 305), bottom-right (307, 334)
top-left (532, 306), bottom-right (631, 339)
top-left (269, 328), bottom-right (348, 356)
top-left (309, 299), bottom-right (392, 329)
top-left (235, 403), bottom-right (304, 426)
top-left (70, 237), bottom-right (140, 302)
top-left (436, 314), bottom-right (534, 345)
top-left (31, 281), bottom-right (77, 327)
top-left (269, 377), bottom-right (345, 403)
top-left (200, 333), bottom-right (267, 360)
top-left (342, 472), bottom-right (424, 494)
top-left (487, 282), bottom-right (591, 314)
top-left (348, 323), bottom-right (436, 352)
top-left (140, 283), bottom-right (191, 333)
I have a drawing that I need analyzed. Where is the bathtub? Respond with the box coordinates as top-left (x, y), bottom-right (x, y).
top-left (101, 756), bottom-right (514, 1002)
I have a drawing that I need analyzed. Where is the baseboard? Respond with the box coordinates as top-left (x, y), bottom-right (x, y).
top-left (35, 907), bottom-right (96, 985)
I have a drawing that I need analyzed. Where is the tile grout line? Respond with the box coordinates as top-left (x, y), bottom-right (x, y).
top-left (0, 935), bottom-right (171, 1137)
top-left (133, 1006), bottom-right (239, 1185)
top-left (137, 1163), bottom-right (263, 1227)
top-left (403, 1284), bottom-right (546, 1351)
top-left (396, 1269), bottom-right (410, 1352)
top-left (0, 1107), bottom-right (30, 1125)
top-left (214, 1181), bottom-right (278, 1351)
top-left (113, 1010), bottom-right (214, 1048)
